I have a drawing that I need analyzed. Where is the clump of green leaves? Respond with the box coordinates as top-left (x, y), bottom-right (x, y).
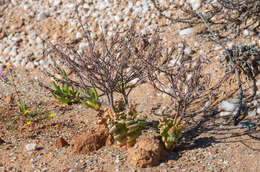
top-left (158, 117), bottom-right (183, 150)
top-left (80, 87), bottom-right (101, 111)
top-left (51, 70), bottom-right (80, 104)
top-left (50, 69), bottom-right (102, 109)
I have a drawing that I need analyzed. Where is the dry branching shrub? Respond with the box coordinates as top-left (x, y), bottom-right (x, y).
top-left (223, 45), bottom-right (260, 79)
top-left (151, 0), bottom-right (260, 40)
top-left (143, 45), bottom-right (212, 123)
top-left (221, 44), bottom-right (260, 103)
top-left (42, 24), bottom-right (163, 112)
top-left (152, 0), bottom-right (259, 125)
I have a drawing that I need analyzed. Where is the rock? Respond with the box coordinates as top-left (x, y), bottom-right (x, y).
top-left (78, 42), bottom-right (88, 50)
top-left (184, 47), bottom-right (192, 55)
top-left (188, 0), bottom-right (201, 10)
top-left (127, 136), bottom-right (166, 168)
top-left (76, 32), bottom-right (82, 39)
top-left (130, 78), bottom-right (139, 85)
top-left (256, 80), bottom-right (260, 86)
top-left (55, 137), bottom-right (69, 149)
top-left (179, 28), bottom-right (193, 36)
top-left (248, 111), bottom-right (256, 117)
top-left (38, 12), bottom-right (48, 20)
top-left (25, 143), bottom-right (37, 151)
top-left (9, 47), bottom-right (17, 57)
top-left (3, 47), bottom-right (11, 55)
top-left (70, 129), bottom-right (109, 154)
top-left (219, 111), bottom-right (231, 117)
top-left (243, 29), bottom-right (249, 36)
top-left (218, 101), bottom-right (238, 112)
top-left (229, 98), bottom-right (240, 104)
top-left (42, 168), bottom-right (48, 172)
top-left (4, 95), bottom-right (13, 104)
top-left (257, 106), bottom-right (260, 114)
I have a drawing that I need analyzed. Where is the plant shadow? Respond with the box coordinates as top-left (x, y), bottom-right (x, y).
top-left (163, 110), bottom-right (260, 162)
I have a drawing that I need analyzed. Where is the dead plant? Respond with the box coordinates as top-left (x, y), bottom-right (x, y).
top-left (144, 44), bottom-right (211, 124)
top-left (151, 0), bottom-right (260, 41)
top-left (41, 23), bottom-right (163, 113)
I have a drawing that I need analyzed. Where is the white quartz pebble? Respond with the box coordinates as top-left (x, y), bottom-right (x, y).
top-left (25, 143), bottom-right (37, 151)
top-left (179, 28), bottom-right (193, 36)
top-left (188, 0), bottom-right (201, 10)
top-left (218, 101), bottom-right (238, 112)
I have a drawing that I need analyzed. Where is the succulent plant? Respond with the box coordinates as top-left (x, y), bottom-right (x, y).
top-left (51, 69), bottom-right (80, 104)
top-left (158, 117), bottom-right (183, 150)
top-left (98, 100), bottom-right (146, 146)
top-left (109, 117), bottom-right (146, 146)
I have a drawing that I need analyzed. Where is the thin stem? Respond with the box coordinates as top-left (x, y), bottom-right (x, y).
top-left (198, 13), bottom-right (244, 126)
top-left (9, 70), bottom-right (23, 110)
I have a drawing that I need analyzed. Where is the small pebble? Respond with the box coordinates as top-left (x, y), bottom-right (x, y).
top-left (257, 106), bottom-right (260, 114)
top-left (25, 143), bottom-right (37, 151)
top-left (115, 158), bottom-right (120, 164)
top-left (130, 78), bottom-right (139, 85)
top-left (179, 28), bottom-right (193, 36)
top-left (248, 111), bottom-right (256, 117)
top-left (243, 29), bottom-right (249, 36)
top-left (218, 101), bottom-right (238, 112)
top-left (188, 0), bottom-right (201, 10)
top-left (42, 168), bottom-right (48, 172)
top-left (38, 12), bottom-right (48, 20)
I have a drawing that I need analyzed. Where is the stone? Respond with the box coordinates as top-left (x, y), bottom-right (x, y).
top-left (256, 80), bottom-right (260, 86)
top-left (9, 47), bottom-right (17, 57)
top-left (25, 143), bottom-right (37, 151)
top-left (257, 106), bottom-right (260, 114)
top-left (188, 0), bottom-right (201, 10)
top-left (38, 12), bottom-right (48, 20)
top-left (79, 42), bottom-right (88, 50)
top-left (42, 168), bottom-right (48, 172)
top-left (127, 136), bottom-right (166, 168)
top-left (5, 95), bottom-right (13, 104)
top-left (55, 137), bottom-right (69, 149)
top-left (218, 101), bottom-right (238, 112)
top-left (76, 32), bottom-right (82, 39)
top-left (130, 78), bottom-right (139, 85)
top-left (70, 129), bottom-right (109, 154)
top-left (3, 47), bottom-right (11, 55)
top-left (179, 28), bottom-right (193, 36)
top-left (248, 111), bottom-right (256, 117)
top-left (243, 29), bottom-right (249, 36)
top-left (219, 111), bottom-right (231, 117)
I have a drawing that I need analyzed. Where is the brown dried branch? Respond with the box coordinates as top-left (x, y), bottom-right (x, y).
top-left (144, 45), bottom-right (211, 123)
top-left (42, 21), bottom-right (163, 112)
top-left (151, 0), bottom-right (260, 41)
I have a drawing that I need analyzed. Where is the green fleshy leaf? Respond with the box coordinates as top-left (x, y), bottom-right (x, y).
top-left (63, 83), bottom-right (69, 94)
top-left (80, 99), bottom-right (96, 109)
top-left (91, 87), bottom-right (99, 100)
top-left (51, 92), bottom-right (58, 99)
top-left (52, 81), bottom-right (62, 93)
top-left (62, 69), bottom-right (68, 80)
